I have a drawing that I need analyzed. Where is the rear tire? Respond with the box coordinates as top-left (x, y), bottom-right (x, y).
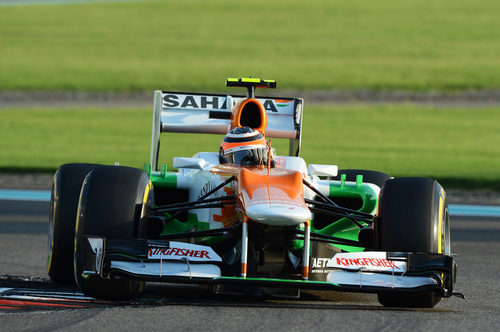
top-left (48, 163), bottom-right (100, 285)
top-left (74, 165), bottom-right (151, 300)
top-left (376, 177), bottom-right (450, 308)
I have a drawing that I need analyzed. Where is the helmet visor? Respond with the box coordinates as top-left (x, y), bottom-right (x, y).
top-left (225, 147), bottom-right (268, 166)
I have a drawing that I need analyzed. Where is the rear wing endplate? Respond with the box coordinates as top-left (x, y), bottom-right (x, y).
top-left (150, 90), bottom-right (304, 171)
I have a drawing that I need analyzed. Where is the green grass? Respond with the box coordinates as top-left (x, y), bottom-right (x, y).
top-left (301, 105), bottom-right (500, 190)
top-left (1, 105), bottom-right (499, 190)
top-left (1, 0), bottom-right (500, 91)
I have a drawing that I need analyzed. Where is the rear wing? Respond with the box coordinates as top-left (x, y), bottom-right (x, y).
top-left (150, 90), bottom-right (304, 171)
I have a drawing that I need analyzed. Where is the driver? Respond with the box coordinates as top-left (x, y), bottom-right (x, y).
top-left (219, 126), bottom-right (274, 167)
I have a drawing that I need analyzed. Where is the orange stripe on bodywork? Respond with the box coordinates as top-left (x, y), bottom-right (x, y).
top-left (212, 185), bottom-right (237, 227)
top-left (238, 168), bottom-right (303, 200)
top-left (302, 266), bottom-right (309, 279)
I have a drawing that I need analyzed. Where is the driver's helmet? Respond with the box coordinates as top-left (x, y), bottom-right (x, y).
top-left (219, 127), bottom-right (270, 166)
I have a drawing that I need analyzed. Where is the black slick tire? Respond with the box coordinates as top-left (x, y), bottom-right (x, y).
top-left (74, 165), bottom-right (152, 300)
top-left (376, 177), bottom-right (450, 308)
top-left (48, 163), bottom-right (100, 285)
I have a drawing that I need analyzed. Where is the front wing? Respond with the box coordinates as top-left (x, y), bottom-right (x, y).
top-left (80, 236), bottom-right (457, 298)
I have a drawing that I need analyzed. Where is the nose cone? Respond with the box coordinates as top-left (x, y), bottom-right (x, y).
top-left (246, 203), bottom-right (311, 226)
top-left (238, 168), bottom-right (311, 226)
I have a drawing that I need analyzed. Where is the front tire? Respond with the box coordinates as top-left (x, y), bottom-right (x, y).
top-left (48, 163), bottom-right (100, 285)
top-left (376, 177), bottom-right (450, 308)
top-left (74, 165), bottom-right (152, 300)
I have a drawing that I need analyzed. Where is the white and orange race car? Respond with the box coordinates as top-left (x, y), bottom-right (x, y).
top-left (48, 78), bottom-right (461, 307)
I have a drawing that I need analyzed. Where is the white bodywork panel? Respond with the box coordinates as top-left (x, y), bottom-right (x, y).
top-left (308, 164), bottom-right (339, 177)
top-left (111, 261), bottom-right (221, 279)
top-left (328, 271), bottom-right (438, 288)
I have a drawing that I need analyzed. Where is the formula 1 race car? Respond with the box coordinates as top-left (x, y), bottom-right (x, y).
top-left (48, 78), bottom-right (460, 308)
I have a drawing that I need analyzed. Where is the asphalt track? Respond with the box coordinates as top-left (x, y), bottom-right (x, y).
top-left (0, 200), bottom-right (499, 331)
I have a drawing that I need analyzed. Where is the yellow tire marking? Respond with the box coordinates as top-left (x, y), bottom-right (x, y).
top-left (141, 181), bottom-right (152, 218)
top-left (143, 181), bottom-right (152, 205)
top-left (438, 193), bottom-right (444, 254)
